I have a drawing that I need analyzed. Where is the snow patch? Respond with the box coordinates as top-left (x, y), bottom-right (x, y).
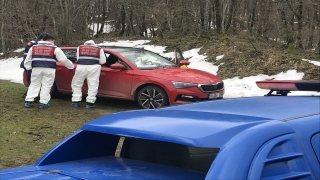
top-left (0, 57), bottom-right (24, 84)
top-left (216, 55), bottom-right (224, 61)
top-left (1, 40), bottom-right (319, 98)
top-left (302, 58), bottom-right (320, 66)
top-left (14, 48), bottom-right (24, 53)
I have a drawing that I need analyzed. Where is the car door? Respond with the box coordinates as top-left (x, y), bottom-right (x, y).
top-left (55, 62), bottom-right (75, 92)
top-left (98, 53), bottom-right (134, 99)
top-left (55, 49), bottom-right (77, 92)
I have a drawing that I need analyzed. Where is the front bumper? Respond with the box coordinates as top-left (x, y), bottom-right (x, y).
top-left (168, 83), bottom-right (225, 105)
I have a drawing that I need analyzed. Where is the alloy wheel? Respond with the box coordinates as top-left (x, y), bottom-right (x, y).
top-left (137, 86), bottom-right (168, 109)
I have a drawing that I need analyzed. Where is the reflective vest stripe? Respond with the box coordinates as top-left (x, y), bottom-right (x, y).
top-left (79, 56), bottom-right (100, 60)
top-left (77, 59), bottom-right (99, 65)
top-left (32, 61), bottom-right (56, 69)
top-left (32, 57), bottom-right (56, 61)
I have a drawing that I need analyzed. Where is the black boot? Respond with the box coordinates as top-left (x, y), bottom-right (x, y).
top-left (34, 96), bottom-right (40, 102)
top-left (22, 91), bottom-right (27, 98)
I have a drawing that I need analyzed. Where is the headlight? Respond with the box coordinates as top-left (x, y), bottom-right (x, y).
top-left (171, 81), bottom-right (198, 89)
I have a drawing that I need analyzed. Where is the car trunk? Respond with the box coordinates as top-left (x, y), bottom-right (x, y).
top-left (0, 167), bottom-right (80, 179)
top-left (1, 157), bottom-right (206, 180)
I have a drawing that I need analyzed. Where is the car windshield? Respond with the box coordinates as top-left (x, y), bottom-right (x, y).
top-left (114, 49), bottom-right (178, 70)
top-left (62, 49), bottom-right (77, 62)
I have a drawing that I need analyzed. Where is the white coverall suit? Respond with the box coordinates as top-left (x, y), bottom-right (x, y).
top-left (24, 41), bottom-right (74, 104)
top-left (71, 40), bottom-right (106, 104)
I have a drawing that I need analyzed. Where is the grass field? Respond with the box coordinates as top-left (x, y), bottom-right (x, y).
top-left (0, 80), bottom-right (138, 169)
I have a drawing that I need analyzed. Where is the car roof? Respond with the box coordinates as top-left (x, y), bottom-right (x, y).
top-left (82, 96), bottom-right (319, 147)
top-left (101, 46), bottom-right (156, 54)
top-left (99, 45), bottom-right (144, 50)
top-left (60, 47), bottom-right (77, 50)
top-left (60, 46), bottom-right (147, 53)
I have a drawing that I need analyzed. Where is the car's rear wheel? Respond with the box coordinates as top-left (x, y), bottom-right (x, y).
top-left (136, 85), bottom-right (168, 109)
top-left (50, 83), bottom-right (60, 98)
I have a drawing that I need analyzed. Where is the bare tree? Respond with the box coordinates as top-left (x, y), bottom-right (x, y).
top-left (286, 0), bottom-right (304, 48)
top-left (0, 0), bottom-right (318, 50)
top-left (214, 0), bottom-right (222, 33)
top-left (0, 0), bottom-right (6, 55)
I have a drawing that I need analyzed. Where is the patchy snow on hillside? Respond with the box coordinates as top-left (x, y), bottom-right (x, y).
top-left (1, 40), bottom-right (319, 98)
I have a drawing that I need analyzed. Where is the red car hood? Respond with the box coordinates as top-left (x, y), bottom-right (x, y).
top-left (144, 67), bottom-right (222, 84)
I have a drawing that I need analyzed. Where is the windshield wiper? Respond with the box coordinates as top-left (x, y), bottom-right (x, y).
top-left (161, 65), bottom-right (178, 68)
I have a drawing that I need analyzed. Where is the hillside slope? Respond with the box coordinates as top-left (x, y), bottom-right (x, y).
top-left (3, 34), bottom-right (319, 80)
top-left (148, 34), bottom-right (320, 80)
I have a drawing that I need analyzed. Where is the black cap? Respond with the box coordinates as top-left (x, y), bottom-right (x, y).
top-left (38, 32), bottom-right (50, 40)
top-left (43, 35), bottom-right (55, 41)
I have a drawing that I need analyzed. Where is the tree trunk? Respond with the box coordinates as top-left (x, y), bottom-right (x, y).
top-left (262, 1), bottom-right (272, 39)
top-left (119, 4), bottom-right (126, 36)
top-left (129, 9), bottom-right (135, 36)
top-left (225, 0), bottom-right (235, 32)
top-left (257, 0), bottom-right (266, 36)
top-left (308, 3), bottom-right (317, 48)
top-left (204, 0), bottom-right (211, 32)
top-left (200, 0), bottom-right (204, 29)
top-left (296, 0), bottom-right (303, 48)
top-left (249, 0), bottom-right (258, 36)
top-left (1, 0), bottom-right (6, 56)
top-left (221, 0), bottom-right (230, 34)
top-left (156, 20), bottom-right (163, 38)
top-left (97, 0), bottom-right (107, 37)
top-left (214, 0), bottom-right (222, 33)
top-left (317, 2), bottom-right (320, 57)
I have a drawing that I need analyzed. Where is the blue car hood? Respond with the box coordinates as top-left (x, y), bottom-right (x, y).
top-left (82, 96), bottom-right (319, 147)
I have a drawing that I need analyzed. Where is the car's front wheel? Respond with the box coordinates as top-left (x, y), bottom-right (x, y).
top-left (136, 85), bottom-right (168, 109)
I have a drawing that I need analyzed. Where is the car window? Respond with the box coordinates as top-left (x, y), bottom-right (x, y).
top-left (121, 137), bottom-right (219, 173)
top-left (104, 53), bottom-right (129, 68)
top-left (116, 49), bottom-right (178, 70)
top-left (63, 49), bottom-right (77, 62)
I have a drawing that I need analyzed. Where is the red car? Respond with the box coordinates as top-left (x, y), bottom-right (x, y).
top-left (23, 46), bottom-right (224, 109)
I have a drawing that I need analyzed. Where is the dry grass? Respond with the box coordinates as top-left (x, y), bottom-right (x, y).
top-left (0, 80), bottom-right (138, 169)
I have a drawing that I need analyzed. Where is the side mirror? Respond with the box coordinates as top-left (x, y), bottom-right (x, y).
top-left (110, 63), bottom-right (126, 70)
top-left (179, 60), bottom-right (190, 66)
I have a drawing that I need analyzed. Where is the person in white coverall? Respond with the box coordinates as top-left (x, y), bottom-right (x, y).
top-left (71, 40), bottom-right (106, 108)
top-left (24, 35), bottom-right (74, 109)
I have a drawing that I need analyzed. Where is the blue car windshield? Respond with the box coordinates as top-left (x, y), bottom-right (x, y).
top-left (115, 49), bottom-right (177, 70)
